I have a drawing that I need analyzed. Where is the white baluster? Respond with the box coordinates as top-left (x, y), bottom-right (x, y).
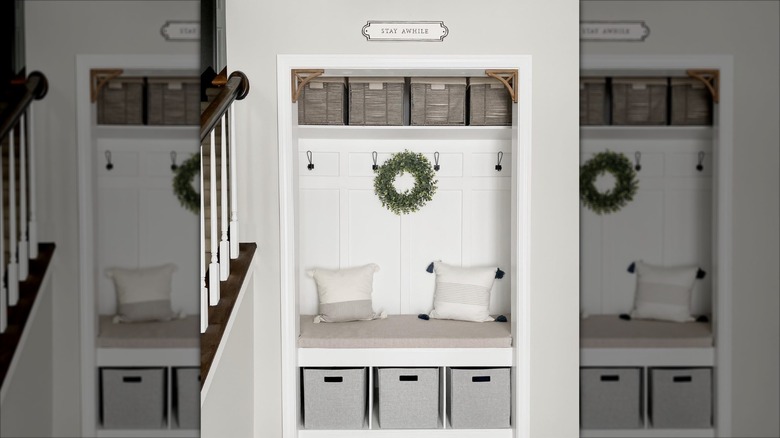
top-left (0, 131), bottom-right (5, 332)
top-left (8, 125), bottom-right (19, 305)
top-left (229, 105), bottom-right (239, 259)
top-left (27, 107), bottom-right (38, 259)
top-left (219, 115), bottom-right (230, 280)
top-left (18, 114), bottom-right (29, 281)
top-left (200, 147), bottom-right (208, 333)
top-left (208, 130), bottom-right (220, 305)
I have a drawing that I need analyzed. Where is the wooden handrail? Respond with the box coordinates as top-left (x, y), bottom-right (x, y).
top-left (0, 71), bottom-right (48, 140)
top-left (200, 71), bottom-right (250, 142)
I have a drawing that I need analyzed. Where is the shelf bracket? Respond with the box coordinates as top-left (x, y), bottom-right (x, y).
top-left (686, 69), bottom-right (720, 103)
top-left (291, 69), bottom-right (325, 103)
top-left (90, 68), bottom-right (124, 103)
top-left (485, 69), bottom-right (519, 103)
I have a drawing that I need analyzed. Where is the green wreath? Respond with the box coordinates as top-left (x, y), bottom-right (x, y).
top-left (374, 150), bottom-right (438, 215)
top-left (173, 153), bottom-right (200, 214)
top-left (580, 150), bottom-right (638, 215)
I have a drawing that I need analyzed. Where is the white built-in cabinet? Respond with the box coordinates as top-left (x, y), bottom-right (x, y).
top-left (579, 56), bottom-right (734, 438)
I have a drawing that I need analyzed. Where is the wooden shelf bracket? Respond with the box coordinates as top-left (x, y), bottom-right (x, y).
top-left (291, 69), bottom-right (325, 103)
top-left (485, 69), bottom-right (519, 103)
top-left (90, 69), bottom-right (124, 103)
top-left (686, 69), bottom-right (720, 103)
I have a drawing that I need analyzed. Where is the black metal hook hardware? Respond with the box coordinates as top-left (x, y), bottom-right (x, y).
top-left (372, 151), bottom-right (379, 171)
top-left (434, 152), bottom-right (440, 171)
top-left (495, 151), bottom-right (504, 171)
top-left (105, 150), bottom-right (113, 170)
top-left (306, 150), bottom-right (314, 170)
top-left (634, 151), bottom-right (642, 171)
top-left (170, 151), bottom-right (178, 171)
top-left (696, 151), bottom-right (705, 172)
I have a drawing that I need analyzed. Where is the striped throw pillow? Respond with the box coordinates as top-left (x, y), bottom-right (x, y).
top-left (630, 261), bottom-right (697, 322)
top-left (429, 262), bottom-right (497, 322)
top-left (310, 264), bottom-right (384, 323)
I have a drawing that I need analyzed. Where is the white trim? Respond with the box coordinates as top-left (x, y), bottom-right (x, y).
top-left (0, 251), bottom-right (55, 402)
top-left (200, 251), bottom-right (256, 402)
top-left (96, 348), bottom-right (199, 367)
top-left (298, 348), bottom-right (513, 367)
top-left (277, 54), bottom-right (532, 438)
top-left (580, 429), bottom-right (714, 438)
top-left (580, 348), bottom-right (715, 367)
top-left (76, 54), bottom-right (198, 437)
top-left (581, 55), bottom-right (734, 438)
top-left (298, 429), bottom-right (513, 438)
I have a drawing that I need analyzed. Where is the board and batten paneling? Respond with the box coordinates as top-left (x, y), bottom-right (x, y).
top-left (580, 133), bottom-right (713, 316)
top-left (297, 135), bottom-right (512, 317)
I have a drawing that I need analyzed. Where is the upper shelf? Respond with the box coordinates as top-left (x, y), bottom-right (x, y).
top-left (296, 125), bottom-right (512, 141)
top-left (94, 125), bottom-right (198, 141)
top-left (580, 126), bottom-right (713, 142)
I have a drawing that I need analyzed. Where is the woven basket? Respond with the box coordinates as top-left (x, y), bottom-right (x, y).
top-left (580, 78), bottom-right (608, 125)
top-left (410, 77), bottom-right (466, 126)
top-left (147, 77), bottom-right (200, 125)
top-left (97, 77), bottom-right (143, 125)
top-left (612, 77), bottom-right (668, 125)
top-left (298, 77), bottom-right (346, 125)
top-left (469, 77), bottom-right (512, 126)
top-left (348, 77), bottom-right (405, 126)
top-left (670, 78), bottom-right (712, 125)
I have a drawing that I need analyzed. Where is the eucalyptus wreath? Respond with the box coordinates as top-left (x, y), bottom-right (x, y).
top-left (374, 150), bottom-right (438, 215)
top-left (173, 153), bottom-right (200, 214)
top-left (580, 150), bottom-right (638, 215)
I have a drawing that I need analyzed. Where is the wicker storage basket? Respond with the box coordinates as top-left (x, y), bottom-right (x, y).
top-left (411, 77), bottom-right (466, 126)
top-left (469, 77), bottom-right (512, 126)
top-left (348, 77), bottom-right (405, 126)
top-left (580, 78), bottom-right (608, 125)
top-left (146, 77), bottom-right (200, 125)
top-left (612, 77), bottom-right (668, 125)
top-left (298, 77), bottom-right (347, 125)
top-left (97, 77), bottom-right (144, 125)
top-left (670, 78), bottom-right (712, 125)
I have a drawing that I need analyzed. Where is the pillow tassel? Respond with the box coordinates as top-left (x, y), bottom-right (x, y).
top-left (313, 315), bottom-right (323, 324)
top-left (112, 315), bottom-right (121, 324)
top-left (418, 313), bottom-right (430, 320)
top-left (426, 262), bottom-right (435, 273)
top-left (495, 268), bottom-right (505, 279)
top-left (495, 315), bottom-right (508, 322)
top-left (696, 268), bottom-right (706, 279)
top-left (627, 262), bottom-right (636, 273)
top-left (378, 311), bottom-right (387, 320)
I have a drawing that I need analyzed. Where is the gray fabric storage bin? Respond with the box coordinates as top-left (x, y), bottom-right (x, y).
top-left (447, 367), bottom-right (510, 429)
top-left (303, 367), bottom-right (367, 429)
top-left (580, 368), bottom-right (643, 429)
top-left (349, 77), bottom-right (405, 126)
top-left (612, 77), bottom-right (668, 125)
top-left (650, 368), bottom-right (712, 428)
top-left (147, 77), bottom-right (200, 125)
top-left (469, 77), bottom-right (512, 126)
top-left (377, 367), bottom-right (439, 429)
top-left (671, 78), bottom-right (712, 125)
top-left (174, 367), bottom-right (200, 429)
top-left (298, 77), bottom-right (347, 125)
top-left (580, 78), bottom-right (608, 125)
top-left (101, 367), bottom-right (165, 429)
top-left (411, 77), bottom-right (466, 126)
top-left (97, 78), bottom-right (144, 125)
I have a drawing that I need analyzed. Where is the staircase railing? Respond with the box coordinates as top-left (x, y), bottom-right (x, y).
top-left (0, 71), bottom-right (47, 334)
top-left (199, 71), bottom-right (249, 333)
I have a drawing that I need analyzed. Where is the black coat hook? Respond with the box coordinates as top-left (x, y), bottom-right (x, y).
top-left (372, 151), bottom-right (379, 171)
top-left (433, 152), bottom-right (440, 171)
top-left (634, 151), bottom-right (642, 171)
top-left (105, 150), bottom-right (114, 170)
top-left (306, 150), bottom-right (314, 170)
top-left (170, 151), bottom-right (178, 171)
top-left (696, 151), bottom-right (705, 172)
top-left (495, 151), bottom-right (503, 171)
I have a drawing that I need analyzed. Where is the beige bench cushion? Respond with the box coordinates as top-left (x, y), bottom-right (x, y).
top-left (98, 315), bottom-right (199, 348)
top-left (581, 314), bottom-right (713, 348)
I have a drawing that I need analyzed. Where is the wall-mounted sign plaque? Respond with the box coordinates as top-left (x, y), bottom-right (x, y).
top-left (581, 21), bottom-right (650, 42)
top-left (362, 21), bottom-right (449, 42)
top-left (161, 21), bottom-right (200, 41)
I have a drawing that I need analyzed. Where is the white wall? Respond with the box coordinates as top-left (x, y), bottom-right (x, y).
top-left (24, 2), bottom-right (198, 435)
top-left (581, 2), bottom-right (780, 436)
top-left (225, 1), bottom-right (580, 436)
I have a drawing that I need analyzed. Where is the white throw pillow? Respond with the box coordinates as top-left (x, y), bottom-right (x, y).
top-left (630, 261), bottom-right (697, 323)
top-left (428, 262), bottom-right (497, 322)
top-left (309, 264), bottom-right (384, 323)
top-left (107, 263), bottom-right (179, 323)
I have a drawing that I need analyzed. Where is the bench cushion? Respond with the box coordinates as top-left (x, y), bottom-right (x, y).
top-left (580, 314), bottom-right (713, 348)
top-left (98, 315), bottom-right (199, 348)
top-left (298, 314), bottom-right (512, 348)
